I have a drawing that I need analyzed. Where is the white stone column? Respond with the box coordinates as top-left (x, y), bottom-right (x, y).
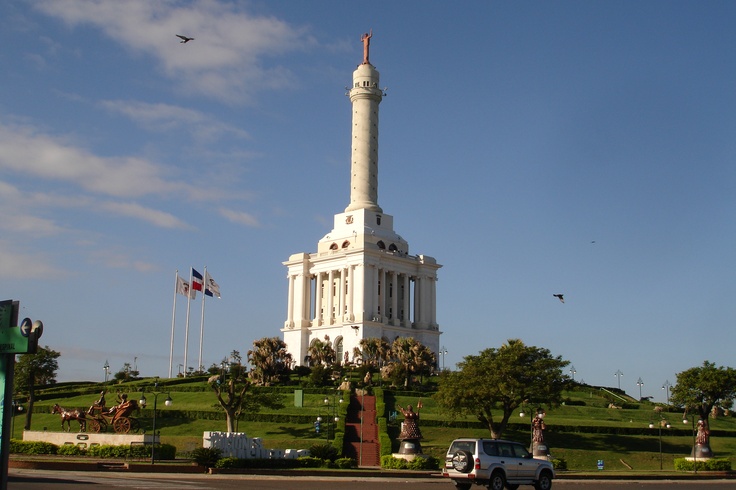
top-left (369, 264), bottom-right (378, 320)
top-left (327, 270), bottom-right (335, 324)
top-left (313, 272), bottom-right (322, 325)
top-left (379, 268), bottom-right (386, 321)
top-left (414, 276), bottom-right (422, 326)
top-left (391, 272), bottom-right (398, 326)
top-left (287, 274), bottom-right (295, 327)
top-left (403, 274), bottom-right (410, 327)
top-left (300, 273), bottom-right (311, 324)
top-left (430, 276), bottom-right (437, 326)
top-left (347, 265), bottom-right (355, 321)
top-left (338, 268), bottom-right (346, 322)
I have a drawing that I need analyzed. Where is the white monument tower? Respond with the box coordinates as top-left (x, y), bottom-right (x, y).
top-left (282, 32), bottom-right (441, 366)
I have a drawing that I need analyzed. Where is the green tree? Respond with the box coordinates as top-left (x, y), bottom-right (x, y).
top-left (113, 362), bottom-right (139, 382)
top-left (670, 361), bottom-right (736, 443)
top-left (434, 339), bottom-right (569, 439)
top-left (307, 337), bottom-right (336, 366)
top-left (247, 337), bottom-right (292, 386)
top-left (356, 337), bottom-right (391, 368)
top-left (390, 337), bottom-right (435, 388)
top-left (13, 346), bottom-right (61, 430)
top-left (208, 353), bottom-right (283, 432)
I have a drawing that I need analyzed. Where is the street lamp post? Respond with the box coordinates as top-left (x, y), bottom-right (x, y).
top-left (322, 392), bottom-right (344, 441)
top-left (662, 381), bottom-right (671, 405)
top-left (139, 378), bottom-right (172, 464)
top-left (520, 406), bottom-right (548, 457)
top-left (519, 406), bottom-right (534, 450)
top-left (682, 413), bottom-right (697, 474)
top-left (440, 346), bottom-right (448, 371)
top-left (637, 377), bottom-right (644, 400)
top-left (569, 365), bottom-right (576, 381)
top-left (103, 360), bottom-right (110, 383)
top-left (648, 414), bottom-right (670, 470)
top-left (11, 401), bottom-right (22, 439)
top-left (614, 370), bottom-right (623, 390)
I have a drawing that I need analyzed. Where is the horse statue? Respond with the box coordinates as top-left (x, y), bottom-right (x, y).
top-left (51, 404), bottom-right (87, 432)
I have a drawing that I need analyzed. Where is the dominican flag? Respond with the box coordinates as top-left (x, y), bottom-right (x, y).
top-left (205, 271), bottom-right (221, 298)
top-left (191, 268), bottom-right (204, 292)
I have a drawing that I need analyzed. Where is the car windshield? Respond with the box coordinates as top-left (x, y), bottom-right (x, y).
top-left (449, 440), bottom-right (476, 454)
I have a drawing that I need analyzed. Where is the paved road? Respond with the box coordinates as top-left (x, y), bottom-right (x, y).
top-left (7, 471), bottom-right (736, 490)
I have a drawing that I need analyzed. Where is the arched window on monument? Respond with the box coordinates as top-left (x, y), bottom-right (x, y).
top-left (335, 337), bottom-right (344, 365)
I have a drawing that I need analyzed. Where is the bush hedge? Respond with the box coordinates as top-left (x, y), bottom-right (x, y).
top-left (9, 440), bottom-right (176, 460)
top-left (10, 440), bottom-right (57, 455)
top-left (674, 458), bottom-right (732, 472)
top-left (380, 455), bottom-right (439, 470)
top-left (214, 456), bottom-right (355, 469)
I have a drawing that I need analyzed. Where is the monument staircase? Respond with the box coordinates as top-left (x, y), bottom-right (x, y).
top-left (342, 394), bottom-right (380, 467)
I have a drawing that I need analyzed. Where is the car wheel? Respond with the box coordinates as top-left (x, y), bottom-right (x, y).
top-left (505, 485), bottom-right (519, 490)
top-left (534, 470), bottom-right (553, 490)
top-left (488, 470), bottom-right (505, 490)
top-left (451, 450), bottom-right (474, 473)
top-left (453, 483), bottom-right (472, 490)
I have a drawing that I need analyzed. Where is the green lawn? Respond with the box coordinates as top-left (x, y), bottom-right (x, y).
top-left (13, 377), bottom-right (736, 470)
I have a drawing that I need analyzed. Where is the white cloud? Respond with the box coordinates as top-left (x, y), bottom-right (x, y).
top-left (35, 0), bottom-right (313, 103)
top-left (0, 122), bottom-right (196, 199)
top-left (219, 207), bottom-right (259, 227)
top-left (87, 247), bottom-right (158, 272)
top-left (101, 201), bottom-right (190, 229)
top-left (0, 240), bottom-right (64, 278)
top-left (99, 99), bottom-right (250, 143)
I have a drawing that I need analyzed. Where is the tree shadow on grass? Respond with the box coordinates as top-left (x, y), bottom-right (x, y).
top-left (272, 425), bottom-right (319, 438)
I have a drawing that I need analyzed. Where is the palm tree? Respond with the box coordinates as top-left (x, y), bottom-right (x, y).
top-left (391, 337), bottom-right (435, 388)
top-left (308, 337), bottom-right (336, 366)
top-left (358, 337), bottom-right (391, 367)
top-left (247, 337), bottom-right (292, 386)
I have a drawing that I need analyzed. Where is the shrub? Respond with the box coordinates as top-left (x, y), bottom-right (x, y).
top-left (674, 458), bottom-right (731, 472)
top-left (334, 457), bottom-right (356, 469)
top-left (408, 456), bottom-right (439, 470)
top-left (214, 457), bottom-right (240, 469)
top-left (308, 442), bottom-right (338, 462)
top-left (296, 456), bottom-right (326, 468)
top-left (57, 444), bottom-right (85, 456)
top-left (551, 458), bottom-right (568, 470)
top-left (381, 455), bottom-right (408, 469)
top-left (189, 447), bottom-right (222, 467)
top-left (380, 454), bottom-right (438, 470)
top-left (9, 441), bottom-right (57, 455)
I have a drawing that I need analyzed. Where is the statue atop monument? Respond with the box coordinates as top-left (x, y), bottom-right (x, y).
top-left (361, 29), bottom-right (372, 65)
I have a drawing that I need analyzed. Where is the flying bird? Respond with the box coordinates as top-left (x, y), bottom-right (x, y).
top-left (553, 294), bottom-right (565, 303)
top-left (176, 35), bottom-right (195, 43)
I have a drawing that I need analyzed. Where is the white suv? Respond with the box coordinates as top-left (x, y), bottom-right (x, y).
top-left (442, 438), bottom-right (554, 490)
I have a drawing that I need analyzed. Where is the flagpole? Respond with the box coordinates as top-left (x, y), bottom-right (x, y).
top-left (198, 266), bottom-right (207, 372)
top-left (183, 268), bottom-right (193, 377)
top-left (169, 270), bottom-right (178, 378)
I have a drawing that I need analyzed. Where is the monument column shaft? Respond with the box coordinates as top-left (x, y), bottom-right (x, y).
top-left (346, 64), bottom-right (383, 213)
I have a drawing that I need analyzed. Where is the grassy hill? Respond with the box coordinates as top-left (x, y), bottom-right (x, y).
top-left (12, 376), bottom-right (736, 471)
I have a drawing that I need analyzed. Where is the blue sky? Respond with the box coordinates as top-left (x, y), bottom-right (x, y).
top-left (2, 1), bottom-right (734, 402)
